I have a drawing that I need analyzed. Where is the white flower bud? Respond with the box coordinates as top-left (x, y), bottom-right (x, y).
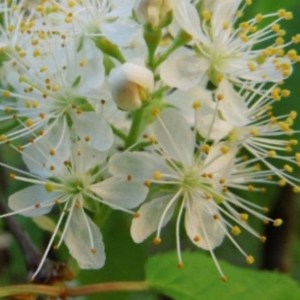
top-left (135, 0), bottom-right (172, 28)
top-left (108, 63), bottom-right (154, 111)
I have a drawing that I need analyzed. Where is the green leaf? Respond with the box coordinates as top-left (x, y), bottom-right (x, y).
top-left (146, 252), bottom-right (300, 300)
top-left (33, 216), bottom-right (60, 235)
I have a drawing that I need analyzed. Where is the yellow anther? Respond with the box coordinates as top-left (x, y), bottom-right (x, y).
top-left (193, 235), bottom-right (201, 242)
top-left (246, 255), bottom-right (255, 265)
top-left (9, 173), bottom-right (16, 180)
top-left (289, 111), bottom-right (297, 119)
top-left (250, 128), bottom-right (259, 136)
top-left (293, 186), bottom-right (300, 193)
top-left (283, 164), bottom-right (293, 173)
top-left (271, 24), bottom-right (281, 33)
top-left (49, 148), bottom-right (56, 156)
top-left (247, 185), bottom-right (255, 192)
top-left (273, 219), bottom-right (283, 227)
top-left (223, 21), bottom-right (230, 30)
top-left (79, 59), bottom-right (88, 67)
top-left (201, 144), bottom-right (211, 154)
top-left (221, 145), bottom-right (230, 154)
top-left (0, 134), bottom-right (8, 142)
top-left (231, 226), bottom-right (241, 236)
top-left (278, 9), bottom-right (293, 20)
top-left (278, 179), bottom-right (287, 186)
top-left (193, 101), bottom-right (201, 110)
top-left (153, 171), bottom-right (161, 180)
top-left (260, 235), bottom-right (267, 243)
top-left (45, 182), bottom-right (55, 192)
top-left (65, 12), bottom-right (74, 23)
top-left (33, 49), bottom-right (41, 58)
top-left (287, 50), bottom-right (298, 61)
top-left (68, 0), bottom-right (76, 7)
top-left (271, 88), bottom-right (281, 101)
top-left (2, 90), bottom-right (11, 97)
top-left (201, 10), bottom-right (211, 21)
top-left (153, 237), bottom-right (162, 245)
top-left (275, 37), bottom-right (284, 46)
top-left (281, 89), bottom-right (291, 98)
top-left (268, 150), bottom-right (277, 158)
top-left (240, 213), bottom-right (249, 222)
top-left (248, 62), bottom-right (257, 72)
top-left (277, 121), bottom-right (290, 131)
top-left (255, 14), bottom-right (263, 23)
top-left (25, 119), bottom-right (34, 127)
top-left (292, 34), bottom-right (300, 44)
top-left (151, 108), bottom-right (160, 117)
top-left (216, 93), bottom-right (224, 101)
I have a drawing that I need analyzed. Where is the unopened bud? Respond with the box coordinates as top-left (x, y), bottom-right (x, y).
top-left (108, 63), bottom-right (154, 111)
top-left (135, 0), bottom-right (172, 28)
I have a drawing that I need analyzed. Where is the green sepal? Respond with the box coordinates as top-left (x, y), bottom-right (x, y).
top-left (93, 36), bottom-right (126, 63)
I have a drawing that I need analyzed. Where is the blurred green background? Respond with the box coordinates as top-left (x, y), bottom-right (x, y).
top-left (1, 0), bottom-right (300, 299)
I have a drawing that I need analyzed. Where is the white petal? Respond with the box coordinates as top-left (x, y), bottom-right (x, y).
top-left (64, 207), bottom-right (105, 269)
top-left (74, 112), bottom-right (114, 151)
top-left (217, 79), bottom-right (249, 127)
top-left (170, 0), bottom-right (207, 41)
top-left (210, 0), bottom-right (242, 32)
top-left (198, 114), bottom-right (234, 141)
top-left (22, 119), bottom-right (71, 178)
top-left (166, 86), bottom-right (211, 125)
top-left (71, 141), bottom-right (108, 173)
top-left (131, 194), bottom-right (176, 243)
top-left (90, 177), bottom-right (148, 209)
top-left (185, 196), bottom-right (225, 250)
top-left (152, 108), bottom-right (194, 166)
top-left (203, 142), bottom-right (238, 179)
top-left (9, 185), bottom-right (58, 217)
top-left (160, 48), bottom-right (209, 90)
top-left (109, 152), bottom-right (173, 180)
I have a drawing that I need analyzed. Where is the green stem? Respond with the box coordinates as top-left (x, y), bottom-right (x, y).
top-left (125, 108), bottom-right (144, 149)
top-left (0, 281), bottom-right (149, 298)
top-left (111, 124), bottom-right (127, 141)
top-left (154, 30), bottom-right (192, 68)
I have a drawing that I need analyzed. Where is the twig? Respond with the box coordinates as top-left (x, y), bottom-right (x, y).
top-left (0, 281), bottom-right (149, 298)
top-left (0, 151), bottom-right (72, 283)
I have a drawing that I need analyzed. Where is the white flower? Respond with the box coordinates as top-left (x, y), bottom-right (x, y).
top-left (39, 0), bottom-right (138, 48)
top-left (1, 122), bottom-right (148, 278)
top-left (108, 62), bottom-right (154, 111)
top-left (109, 108), bottom-right (283, 279)
top-left (160, 1), bottom-right (297, 89)
top-left (0, 31), bottom-right (114, 150)
top-left (194, 79), bottom-right (300, 191)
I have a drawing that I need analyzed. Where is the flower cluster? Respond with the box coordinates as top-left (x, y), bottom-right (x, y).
top-left (0, 0), bottom-right (299, 281)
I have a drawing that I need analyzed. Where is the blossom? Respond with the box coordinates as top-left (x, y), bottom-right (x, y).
top-left (160, 0), bottom-right (298, 89)
top-left (109, 108), bottom-right (283, 279)
top-left (36, 0), bottom-right (138, 49)
top-left (193, 79), bottom-right (300, 191)
top-left (0, 28), bottom-right (115, 150)
top-left (1, 122), bottom-right (148, 278)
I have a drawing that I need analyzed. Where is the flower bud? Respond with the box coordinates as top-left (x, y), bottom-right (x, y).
top-left (135, 0), bottom-right (172, 28)
top-left (108, 63), bottom-right (154, 111)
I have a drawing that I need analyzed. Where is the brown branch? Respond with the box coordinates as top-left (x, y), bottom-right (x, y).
top-left (0, 154), bottom-right (72, 284)
top-left (0, 281), bottom-right (149, 298)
